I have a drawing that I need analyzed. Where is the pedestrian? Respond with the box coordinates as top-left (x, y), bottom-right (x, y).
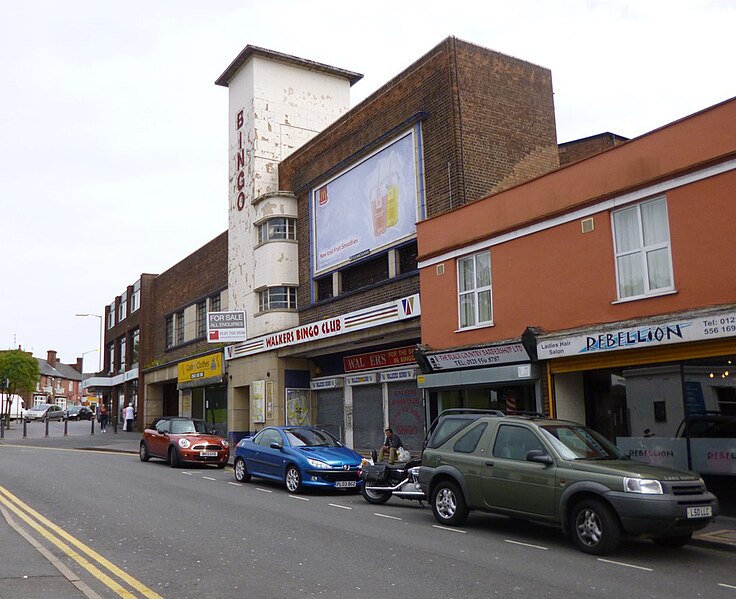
top-left (123, 403), bottom-right (135, 433)
top-left (377, 427), bottom-right (403, 464)
top-left (99, 403), bottom-right (108, 433)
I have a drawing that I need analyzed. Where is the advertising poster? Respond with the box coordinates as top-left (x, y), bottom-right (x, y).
top-left (286, 388), bottom-right (310, 426)
top-left (312, 131), bottom-right (420, 274)
top-left (251, 380), bottom-right (265, 423)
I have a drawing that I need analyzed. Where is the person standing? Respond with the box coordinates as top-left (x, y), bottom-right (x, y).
top-left (377, 428), bottom-right (403, 464)
top-left (99, 403), bottom-right (108, 433)
top-left (123, 403), bottom-right (135, 433)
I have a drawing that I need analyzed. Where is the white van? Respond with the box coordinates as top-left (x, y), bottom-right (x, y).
top-left (0, 394), bottom-right (27, 420)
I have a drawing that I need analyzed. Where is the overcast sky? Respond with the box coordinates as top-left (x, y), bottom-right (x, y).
top-left (1, 0), bottom-right (734, 372)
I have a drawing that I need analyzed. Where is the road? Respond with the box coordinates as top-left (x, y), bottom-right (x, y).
top-left (1, 429), bottom-right (735, 598)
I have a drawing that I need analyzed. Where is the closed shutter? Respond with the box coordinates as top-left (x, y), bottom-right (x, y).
top-left (353, 385), bottom-right (384, 453)
top-left (316, 390), bottom-right (344, 442)
top-left (387, 381), bottom-right (425, 452)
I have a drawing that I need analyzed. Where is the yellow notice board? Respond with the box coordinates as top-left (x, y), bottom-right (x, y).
top-left (177, 353), bottom-right (223, 384)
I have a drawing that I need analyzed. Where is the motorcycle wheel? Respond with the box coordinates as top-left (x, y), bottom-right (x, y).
top-left (361, 484), bottom-right (391, 505)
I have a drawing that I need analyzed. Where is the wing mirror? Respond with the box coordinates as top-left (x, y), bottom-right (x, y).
top-left (270, 442), bottom-right (283, 450)
top-left (526, 449), bottom-right (554, 465)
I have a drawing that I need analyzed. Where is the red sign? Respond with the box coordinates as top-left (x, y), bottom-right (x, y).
top-left (343, 346), bottom-right (416, 373)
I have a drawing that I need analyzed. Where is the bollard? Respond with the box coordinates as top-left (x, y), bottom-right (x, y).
top-left (113, 417), bottom-right (117, 434)
top-left (91, 416), bottom-right (95, 435)
top-left (1, 417), bottom-right (4, 439)
top-left (45, 418), bottom-right (49, 437)
top-left (64, 417), bottom-right (68, 436)
top-left (23, 418), bottom-right (27, 438)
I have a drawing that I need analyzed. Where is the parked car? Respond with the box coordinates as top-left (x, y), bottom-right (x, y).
top-left (64, 406), bottom-right (95, 421)
top-left (233, 426), bottom-right (363, 493)
top-left (139, 417), bottom-right (229, 468)
top-left (418, 409), bottom-right (719, 555)
top-left (24, 403), bottom-right (66, 422)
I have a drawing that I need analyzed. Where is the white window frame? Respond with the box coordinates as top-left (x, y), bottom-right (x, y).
top-left (107, 302), bottom-right (115, 329)
top-left (258, 287), bottom-right (297, 312)
top-left (118, 295), bottom-right (127, 322)
top-left (257, 217), bottom-right (296, 244)
top-left (457, 250), bottom-right (493, 329)
top-left (131, 280), bottom-right (141, 313)
top-left (612, 196), bottom-right (674, 301)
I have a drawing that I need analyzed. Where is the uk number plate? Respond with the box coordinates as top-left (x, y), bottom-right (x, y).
top-left (335, 481), bottom-right (356, 488)
top-left (687, 506), bottom-right (712, 518)
top-left (200, 451), bottom-right (218, 457)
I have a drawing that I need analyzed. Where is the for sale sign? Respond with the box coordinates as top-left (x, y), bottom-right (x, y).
top-left (207, 311), bottom-right (246, 342)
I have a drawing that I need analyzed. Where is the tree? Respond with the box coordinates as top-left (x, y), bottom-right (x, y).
top-left (0, 349), bottom-right (40, 426)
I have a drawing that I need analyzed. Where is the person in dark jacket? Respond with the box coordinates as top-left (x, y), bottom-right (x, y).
top-left (378, 428), bottom-right (403, 464)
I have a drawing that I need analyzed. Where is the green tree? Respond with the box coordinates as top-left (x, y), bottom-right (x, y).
top-left (0, 349), bottom-right (40, 426)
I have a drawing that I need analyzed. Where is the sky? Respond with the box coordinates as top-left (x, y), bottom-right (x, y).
top-left (1, 0), bottom-right (734, 372)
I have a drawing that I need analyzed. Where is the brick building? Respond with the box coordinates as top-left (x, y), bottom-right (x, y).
top-left (221, 37), bottom-right (559, 450)
top-left (415, 96), bottom-right (736, 477)
top-left (33, 350), bottom-right (84, 409)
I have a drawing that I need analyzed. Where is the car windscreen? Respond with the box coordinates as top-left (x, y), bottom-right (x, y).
top-left (539, 424), bottom-right (625, 460)
top-left (170, 420), bottom-right (208, 434)
top-left (30, 404), bottom-right (51, 412)
top-left (284, 428), bottom-right (340, 447)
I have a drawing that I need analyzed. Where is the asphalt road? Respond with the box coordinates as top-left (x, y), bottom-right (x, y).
top-left (1, 432), bottom-right (735, 598)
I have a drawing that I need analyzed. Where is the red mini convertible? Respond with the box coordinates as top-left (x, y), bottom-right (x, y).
top-left (139, 416), bottom-right (229, 468)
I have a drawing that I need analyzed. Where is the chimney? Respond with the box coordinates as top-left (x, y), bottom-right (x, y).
top-left (75, 358), bottom-right (83, 373)
top-left (47, 350), bottom-right (57, 368)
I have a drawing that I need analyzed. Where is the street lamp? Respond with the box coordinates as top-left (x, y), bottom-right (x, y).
top-left (75, 314), bottom-right (103, 373)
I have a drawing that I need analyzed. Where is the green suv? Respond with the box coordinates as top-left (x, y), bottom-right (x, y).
top-left (418, 410), bottom-right (718, 555)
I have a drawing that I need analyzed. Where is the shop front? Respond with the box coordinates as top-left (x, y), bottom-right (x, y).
top-left (415, 339), bottom-right (543, 425)
top-left (176, 352), bottom-right (228, 437)
top-left (538, 306), bottom-right (736, 480)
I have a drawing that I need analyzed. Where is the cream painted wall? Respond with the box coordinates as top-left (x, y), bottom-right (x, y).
top-left (554, 371), bottom-right (586, 423)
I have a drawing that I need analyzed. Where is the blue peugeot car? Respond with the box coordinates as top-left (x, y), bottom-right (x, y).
top-left (233, 426), bottom-right (364, 493)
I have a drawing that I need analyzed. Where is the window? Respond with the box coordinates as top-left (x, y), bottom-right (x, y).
top-left (458, 251), bottom-right (492, 328)
top-left (453, 423), bottom-right (488, 453)
top-left (118, 294), bottom-right (127, 321)
top-left (196, 300), bottom-right (207, 338)
top-left (257, 217), bottom-right (296, 243)
top-left (210, 294), bottom-right (221, 313)
top-left (612, 197), bottom-right (673, 300)
top-left (258, 287), bottom-right (297, 311)
top-left (341, 255), bottom-right (389, 293)
top-left (175, 311), bottom-right (184, 345)
top-left (131, 280), bottom-right (141, 313)
top-left (131, 328), bottom-right (140, 365)
top-left (165, 316), bottom-right (174, 349)
top-left (119, 337), bottom-right (126, 371)
top-left (108, 344), bottom-right (115, 373)
top-left (107, 302), bottom-right (115, 329)
top-left (493, 425), bottom-right (544, 460)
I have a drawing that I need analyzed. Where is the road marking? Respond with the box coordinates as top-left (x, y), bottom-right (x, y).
top-left (0, 443), bottom-right (135, 457)
top-left (597, 558), bottom-right (653, 572)
top-left (289, 495), bottom-right (309, 501)
top-left (202, 476), bottom-right (216, 481)
top-left (256, 488), bottom-right (273, 493)
top-left (181, 471), bottom-right (193, 476)
top-left (374, 513), bottom-right (401, 520)
top-left (227, 482), bottom-right (241, 486)
top-left (504, 539), bottom-right (548, 550)
top-left (432, 524), bottom-right (466, 533)
top-left (0, 485), bottom-right (163, 598)
top-left (718, 583), bottom-right (736, 590)
top-left (328, 503), bottom-right (352, 510)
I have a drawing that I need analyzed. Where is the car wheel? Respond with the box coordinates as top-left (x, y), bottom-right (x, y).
top-left (431, 480), bottom-right (468, 526)
top-left (285, 465), bottom-right (302, 494)
top-left (234, 458), bottom-right (251, 482)
top-left (652, 533), bottom-right (692, 548)
top-left (139, 442), bottom-right (150, 462)
top-left (169, 446), bottom-right (180, 468)
top-left (570, 499), bottom-right (620, 555)
top-left (361, 484), bottom-right (391, 505)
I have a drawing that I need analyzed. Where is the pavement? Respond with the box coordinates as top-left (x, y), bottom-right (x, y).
top-left (0, 420), bottom-right (735, 598)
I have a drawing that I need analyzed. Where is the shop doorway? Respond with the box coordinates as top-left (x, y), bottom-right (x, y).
top-left (584, 370), bottom-right (629, 442)
top-left (353, 385), bottom-right (383, 453)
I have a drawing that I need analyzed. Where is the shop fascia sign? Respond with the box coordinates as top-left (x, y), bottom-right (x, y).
top-left (310, 378), bottom-right (344, 390)
top-left (343, 346), bottom-right (416, 372)
top-left (536, 307), bottom-right (736, 359)
top-left (424, 343), bottom-right (530, 371)
top-left (177, 353), bottom-right (223, 384)
top-left (225, 294), bottom-right (420, 360)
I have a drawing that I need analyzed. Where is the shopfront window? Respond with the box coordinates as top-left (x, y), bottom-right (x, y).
top-left (432, 385), bottom-right (537, 422)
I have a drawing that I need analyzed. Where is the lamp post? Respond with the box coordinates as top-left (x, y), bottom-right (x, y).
top-left (75, 314), bottom-right (103, 373)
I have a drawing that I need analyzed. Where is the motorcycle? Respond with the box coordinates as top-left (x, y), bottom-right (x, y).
top-left (359, 453), bottom-right (426, 505)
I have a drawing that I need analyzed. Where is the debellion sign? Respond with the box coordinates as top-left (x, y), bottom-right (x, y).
top-left (207, 311), bottom-right (247, 342)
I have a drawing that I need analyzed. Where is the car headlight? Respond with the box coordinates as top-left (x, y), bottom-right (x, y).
top-left (623, 477), bottom-right (663, 494)
top-left (306, 458), bottom-right (330, 469)
top-left (220, 440), bottom-right (229, 448)
top-left (178, 438), bottom-right (191, 449)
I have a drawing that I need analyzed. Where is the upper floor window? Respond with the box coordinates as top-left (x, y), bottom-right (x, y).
top-left (612, 197), bottom-right (673, 300)
top-left (175, 311), bottom-right (185, 345)
top-left (257, 217), bottom-right (296, 243)
top-left (131, 328), bottom-right (140, 365)
top-left (458, 251), bottom-right (492, 329)
top-left (118, 294), bottom-right (127, 322)
top-left (210, 294), bottom-right (221, 313)
top-left (131, 280), bottom-right (141, 313)
top-left (165, 316), bottom-right (174, 349)
top-left (258, 287), bottom-right (297, 312)
top-left (196, 300), bottom-right (207, 338)
top-left (107, 302), bottom-right (115, 329)
top-left (108, 343), bottom-right (115, 373)
top-left (119, 336), bottom-right (126, 371)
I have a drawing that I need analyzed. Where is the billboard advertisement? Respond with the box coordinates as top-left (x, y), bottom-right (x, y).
top-left (312, 130), bottom-right (420, 275)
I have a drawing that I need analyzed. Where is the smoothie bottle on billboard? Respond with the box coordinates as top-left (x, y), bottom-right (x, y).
top-left (371, 162), bottom-right (387, 236)
top-left (385, 169), bottom-right (399, 228)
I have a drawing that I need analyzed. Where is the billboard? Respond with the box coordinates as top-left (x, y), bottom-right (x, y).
top-left (207, 311), bottom-right (246, 342)
top-left (311, 130), bottom-right (420, 275)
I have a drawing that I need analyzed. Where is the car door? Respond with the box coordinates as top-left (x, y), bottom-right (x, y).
top-left (482, 424), bottom-right (557, 517)
top-left (148, 419), bottom-right (170, 458)
top-left (246, 429), bottom-right (282, 479)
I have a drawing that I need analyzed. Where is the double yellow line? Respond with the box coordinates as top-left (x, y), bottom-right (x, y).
top-left (0, 484), bottom-right (163, 598)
